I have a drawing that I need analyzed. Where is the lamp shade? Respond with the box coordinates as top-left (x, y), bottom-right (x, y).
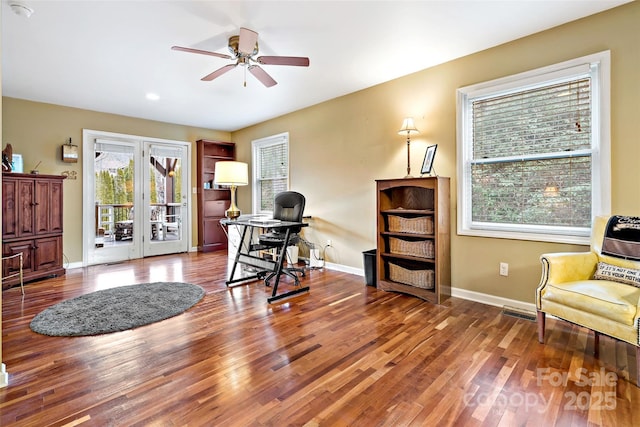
top-left (214, 161), bottom-right (248, 186)
top-left (398, 117), bottom-right (419, 135)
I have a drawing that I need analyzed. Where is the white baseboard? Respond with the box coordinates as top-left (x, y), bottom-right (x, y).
top-left (66, 261), bottom-right (84, 270)
top-left (322, 262), bottom-right (536, 313)
top-left (450, 287), bottom-right (536, 313)
top-left (322, 261), bottom-right (362, 276)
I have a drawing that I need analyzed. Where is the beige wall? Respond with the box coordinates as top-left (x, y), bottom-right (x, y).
top-left (1, 98), bottom-right (231, 262)
top-left (231, 2), bottom-right (640, 304)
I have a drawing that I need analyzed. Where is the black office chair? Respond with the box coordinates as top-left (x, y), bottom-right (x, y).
top-left (258, 191), bottom-right (306, 286)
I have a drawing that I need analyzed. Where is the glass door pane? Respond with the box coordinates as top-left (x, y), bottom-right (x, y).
top-left (89, 140), bottom-right (140, 264)
top-left (143, 142), bottom-right (189, 256)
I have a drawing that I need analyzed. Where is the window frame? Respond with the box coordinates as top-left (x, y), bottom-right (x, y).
top-left (456, 51), bottom-right (611, 245)
top-left (251, 132), bottom-right (290, 215)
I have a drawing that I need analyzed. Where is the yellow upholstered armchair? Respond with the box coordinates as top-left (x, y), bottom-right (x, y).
top-left (536, 216), bottom-right (640, 386)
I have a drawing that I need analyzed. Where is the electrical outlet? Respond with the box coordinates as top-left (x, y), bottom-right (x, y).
top-left (326, 239), bottom-right (332, 247)
top-left (499, 262), bottom-right (509, 276)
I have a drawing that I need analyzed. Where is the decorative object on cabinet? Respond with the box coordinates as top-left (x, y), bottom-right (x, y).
top-left (2, 143), bottom-right (13, 171)
top-left (196, 139), bottom-right (235, 252)
top-left (376, 176), bottom-right (450, 303)
top-left (2, 172), bottom-right (66, 289)
top-left (12, 153), bottom-right (24, 173)
top-left (421, 144), bottom-right (437, 176)
top-left (61, 137), bottom-right (79, 163)
top-left (213, 161), bottom-right (248, 220)
top-left (30, 160), bottom-right (42, 174)
top-left (397, 117), bottom-right (419, 178)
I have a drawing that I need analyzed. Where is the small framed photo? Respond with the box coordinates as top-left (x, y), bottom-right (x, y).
top-left (421, 144), bottom-right (438, 175)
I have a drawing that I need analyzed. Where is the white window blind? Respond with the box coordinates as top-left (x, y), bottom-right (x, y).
top-left (252, 133), bottom-right (289, 213)
top-left (471, 78), bottom-right (592, 228)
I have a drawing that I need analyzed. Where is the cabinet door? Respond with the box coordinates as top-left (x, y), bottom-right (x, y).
top-left (35, 179), bottom-right (63, 234)
top-left (2, 241), bottom-right (34, 276)
top-left (17, 179), bottom-right (36, 237)
top-left (33, 236), bottom-right (62, 271)
top-left (48, 179), bottom-right (64, 233)
top-left (202, 217), bottom-right (227, 251)
top-left (51, 179), bottom-right (64, 233)
top-left (2, 178), bottom-right (19, 239)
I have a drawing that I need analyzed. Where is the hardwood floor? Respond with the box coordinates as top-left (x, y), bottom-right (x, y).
top-left (1, 251), bottom-right (639, 426)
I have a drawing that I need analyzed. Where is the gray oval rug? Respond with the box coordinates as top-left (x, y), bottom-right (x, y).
top-left (30, 282), bottom-right (205, 337)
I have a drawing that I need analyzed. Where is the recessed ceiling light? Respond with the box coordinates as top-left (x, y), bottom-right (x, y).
top-left (9, 1), bottom-right (34, 18)
top-left (146, 93), bottom-right (160, 101)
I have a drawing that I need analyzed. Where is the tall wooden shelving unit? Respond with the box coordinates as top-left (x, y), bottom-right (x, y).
top-left (376, 177), bottom-right (450, 304)
top-left (196, 139), bottom-right (235, 252)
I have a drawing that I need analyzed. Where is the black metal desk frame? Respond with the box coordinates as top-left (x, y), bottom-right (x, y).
top-left (223, 217), bottom-right (309, 303)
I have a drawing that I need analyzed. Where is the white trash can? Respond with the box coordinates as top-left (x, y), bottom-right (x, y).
top-left (286, 245), bottom-right (299, 264)
top-left (309, 248), bottom-right (322, 268)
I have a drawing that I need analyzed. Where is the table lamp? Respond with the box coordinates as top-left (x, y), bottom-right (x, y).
top-left (398, 117), bottom-right (419, 178)
top-left (214, 161), bottom-right (248, 220)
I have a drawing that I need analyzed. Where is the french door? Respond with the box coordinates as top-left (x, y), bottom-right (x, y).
top-left (83, 130), bottom-right (191, 266)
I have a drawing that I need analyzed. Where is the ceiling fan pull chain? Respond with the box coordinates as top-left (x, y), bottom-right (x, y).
top-left (244, 65), bottom-right (247, 87)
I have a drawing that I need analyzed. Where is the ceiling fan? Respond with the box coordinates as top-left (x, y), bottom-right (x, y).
top-left (172, 27), bottom-right (310, 88)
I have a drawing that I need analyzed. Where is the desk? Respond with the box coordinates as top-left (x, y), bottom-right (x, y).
top-left (222, 216), bottom-right (309, 303)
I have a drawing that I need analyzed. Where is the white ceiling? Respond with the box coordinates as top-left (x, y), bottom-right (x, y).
top-left (1, 0), bottom-right (630, 132)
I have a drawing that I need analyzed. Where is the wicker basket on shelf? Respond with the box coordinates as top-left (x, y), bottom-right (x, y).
top-left (388, 215), bottom-right (434, 234)
top-left (388, 263), bottom-right (435, 289)
top-left (389, 237), bottom-right (434, 258)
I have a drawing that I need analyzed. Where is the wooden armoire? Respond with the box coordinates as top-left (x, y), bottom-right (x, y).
top-left (2, 172), bottom-right (66, 288)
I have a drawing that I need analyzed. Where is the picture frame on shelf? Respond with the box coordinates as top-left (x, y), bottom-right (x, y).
top-left (421, 144), bottom-right (438, 175)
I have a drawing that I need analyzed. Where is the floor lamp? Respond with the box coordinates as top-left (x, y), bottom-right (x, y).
top-left (214, 161), bottom-right (248, 220)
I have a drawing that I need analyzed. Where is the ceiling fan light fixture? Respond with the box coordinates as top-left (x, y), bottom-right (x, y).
top-left (228, 35), bottom-right (259, 57)
top-left (172, 26), bottom-right (309, 88)
top-left (9, 1), bottom-right (34, 18)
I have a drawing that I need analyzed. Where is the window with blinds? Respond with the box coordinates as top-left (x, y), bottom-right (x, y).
top-left (252, 133), bottom-right (289, 213)
top-left (457, 51), bottom-right (611, 244)
top-left (471, 78), bottom-right (592, 228)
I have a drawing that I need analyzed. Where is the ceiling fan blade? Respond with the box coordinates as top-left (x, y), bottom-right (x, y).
top-left (171, 45), bottom-right (232, 60)
top-left (238, 27), bottom-right (258, 55)
top-left (248, 65), bottom-right (277, 87)
top-left (257, 56), bottom-right (310, 67)
top-left (201, 64), bottom-right (236, 81)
